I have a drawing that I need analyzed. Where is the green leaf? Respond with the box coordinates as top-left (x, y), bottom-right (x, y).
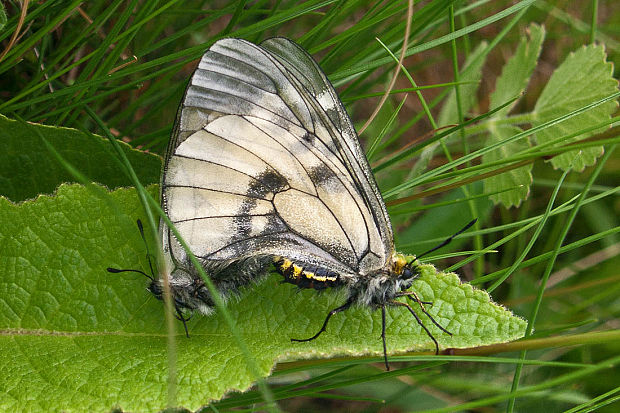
top-left (0, 184), bottom-right (527, 411)
top-left (438, 42), bottom-right (488, 127)
top-left (489, 23), bottom-right (545, 117)
top-left (531, 45), bottom-right (618, 171)
top-left (482, 24), bottom-right (543, 208)
top-left (483, 25), bottom-right (542, 207)
top-left (0, 114), bottom-right (162, 202)
top-left (482, 125), bottom-right (533, 208)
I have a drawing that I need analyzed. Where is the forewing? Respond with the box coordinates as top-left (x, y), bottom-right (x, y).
top-left (162, 38), bottom-right (392, 277)
top-left (259, 38), bottom-right (394, 260)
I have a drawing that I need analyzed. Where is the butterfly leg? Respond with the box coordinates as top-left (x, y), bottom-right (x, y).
top-left (291, 297), bottom-right (354, 343)
top-left (389, 300), bottom-right (440, 354)
top-left (396, 291), bottom-right (433, 305)
top-left (381, 305), bottom-right (390, 371)
top-left (173, 302), bottom-right (191, 338)
top-left (405, 293), bottom-right (452, 336)
top-left (396, 291), bottom-right (452, 336)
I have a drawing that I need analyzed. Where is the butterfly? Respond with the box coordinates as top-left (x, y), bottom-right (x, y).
top-left (111, 37), bottom-right (473, 370)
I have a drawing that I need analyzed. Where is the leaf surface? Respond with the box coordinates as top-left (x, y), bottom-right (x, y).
top-left (532, 45), bottom-right (618, 171)
top-left (489, 23), bottom-right (544, 118)
top-left (0, 184), bottom-right (527, 411)
top-left (483, 125), bottom-right (532, 207)
top-left (482, 24), bottom-right (543, 207)
top-left (0, 114), bottom-right (161, 202)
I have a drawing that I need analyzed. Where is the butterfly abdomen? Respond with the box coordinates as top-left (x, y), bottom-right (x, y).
top-left (274, 257), bottom-right (340, 290)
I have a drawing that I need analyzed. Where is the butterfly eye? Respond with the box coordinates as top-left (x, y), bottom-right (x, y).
top-left (401, 266), bottom-right (417, 280)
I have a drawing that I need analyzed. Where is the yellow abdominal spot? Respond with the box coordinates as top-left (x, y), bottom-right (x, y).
top-left (305, 272), bottom-right (337, 282)
top-left (306, 272), bottom-right (325, 281)
top-left (280, 258), bottom-right (293, 270)
top-left (292, 264), bottom-right (302, 279)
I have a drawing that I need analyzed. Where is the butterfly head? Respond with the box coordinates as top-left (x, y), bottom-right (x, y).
top-left (149, 266), bottom-right (216, 316)
top-left (147, 278), bottom-right (163, 300)
top-left (391, 252), bottom-right (420, 286)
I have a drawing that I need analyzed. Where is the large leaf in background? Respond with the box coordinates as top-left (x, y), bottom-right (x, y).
top-left (0, 114), bottom-right (162, 202)
top-left (0, 184), bottom-right (527, 412)
top-left (532, 45), bottom-right (618, 171)
top-left (489, 24), bottom-right (545, 118)
top-left (437, 41), bottom-right (488, 125)
top-left (483, 125), bottom-right (532, 207)
top-left (483, 24), bottom-right (543, 207)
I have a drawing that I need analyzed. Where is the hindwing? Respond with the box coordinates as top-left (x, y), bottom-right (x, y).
top-left (162, 38), bottom-right (393, 278)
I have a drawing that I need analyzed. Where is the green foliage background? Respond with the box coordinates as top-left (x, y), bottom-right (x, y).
top-left (0, 0), bottom-right (619, 412)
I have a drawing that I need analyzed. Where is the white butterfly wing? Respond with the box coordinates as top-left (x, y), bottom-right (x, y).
top-left (162, 38), bottom-right (393, 278)
top-left (260, 38), bottom-right (394, 252)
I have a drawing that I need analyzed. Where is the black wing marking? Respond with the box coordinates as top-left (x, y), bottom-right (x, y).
top-left (162, 38), bottom-right (393, 278)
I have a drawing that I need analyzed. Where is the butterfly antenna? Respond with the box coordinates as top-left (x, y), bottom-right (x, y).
top-left (417, 218), bottom-right (477, 260)
top-left (136, 219), bottom-right (156, 278)
top-left (106, 267), bottom-right (154, 281)
top-left (106, 219), bottom-right (156, 281)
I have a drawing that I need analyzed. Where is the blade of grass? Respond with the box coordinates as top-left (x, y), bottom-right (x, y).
top-left (366, 95), bottom-right (407, 161)
top-left (564, 386), bottom-right (620, 413)
top-left (331, 0), bottom-right (536, 82)
top-left (487, 165), bottom-right (572, 292)
top-left (374, 96), bottom-right (518, 174)
top-left (357, 0), bottom-right (413, 136)
top-left (473, 225), bottom-right (620, 285)
top-left (0, 0), bottom-right (83, 73)
top-left (58, 0), bottom-right (141, 125)
top-left (507, 144), bottom-right (617, 412)
top-left (419, 355), bottom-right (620, 413)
